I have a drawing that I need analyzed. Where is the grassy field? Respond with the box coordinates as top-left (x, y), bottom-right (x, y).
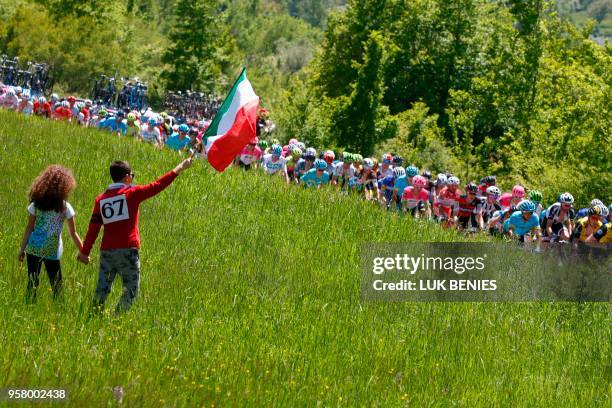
top-left (0, 112), bottom-right (609, 407)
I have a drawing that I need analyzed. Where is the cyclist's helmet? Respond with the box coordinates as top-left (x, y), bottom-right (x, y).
top-left (324, 150), bottom-right (335, 164)
top-left (512, 185), bottom-right (525, 198)
top-left (271, 144), bottom-right (282, 156)
top-left (528, 190), bottom-right (543, 203)
top-left (258, 140), bottom-right (268, 149)
top-left (305, 147), bottom-right (317, 157)
top-left (447, 176), bottom-right (460, 186)
top-left (406, 166), bottom-right (419, 177)
top-left (393, 167), bottom-right (406, 178)
top-left (98, 109), bottom-right (107, 117)
top-left (189, 127), bottom-right (199, 136)
top-left (422, 170), bottom-right (432, 179)
top-left (6, 89), bottom-right (15, 97)
top-left (289, 138), bottom-right (298, 145)
top-left (51, 93), bottom-right (59, 101)
top-left (85, 99), bottom-right (92, 106)
top-left (518, 200), bottom-right (536, 213)
top-left (590, 199), bottom-right (604, 207)
top-left (483, 175), bottom-right (496, 185)
top-left (353, 154), bottom-right (363, 164)
top-left (116, 111), bottom-right (125, 118)
top-left (413, 175), bottom-right (428, 187)
top-left (178, 124), bottom-right (189, 133)
top-left (363, 158), bottom-right (374, 169)
top-left (436, 173), bottom-right (447, 186)
top-left (271, 138), bottom-right (280, 145)
top-left (127, 113), bottom-right (136, 121)
top-left (291, 147), bottom-right (303, 159)
top-left (67, 95), bottom-right (76, 102)
top-left (61, 100), bottom-right (70, 108)
top-left (466, 182), bottom-right (478, 194)
top-left (559, 192), bottom-right (574, 204)
top-left (148, 117), bottom-right (157, 126)
top-left (160, 112), bottom-right (168, 119)
top-left (22, 90), bottom-right (30, 99)
top-left (381, 153), bottom-right (393, 164)
top-left (14, 86), bottom-right (22, 94)
top-left (38, 96), bottom-right (46, 104)
top-left (297, 142), bottom-right (306, 150)
top-left (587, 204), bottom-right (606, 217)
top-left (392, 155), bottom-right (404, 166)
top-left (76, 102), bottom-right (85, 110)
top-left (314, 159), bottom-right (327, 170)
top-left (486, 186), bottom-right (501, 197)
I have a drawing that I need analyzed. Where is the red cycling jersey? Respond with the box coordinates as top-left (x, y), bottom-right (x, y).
top-left (457, 195), bottom-right (483, 218)
top-left (435, 187), bottom-right (462, 218)
top-left (54, 107), bottom-right (72, 121)
top-left (81, 171), bottom-right (178, 255)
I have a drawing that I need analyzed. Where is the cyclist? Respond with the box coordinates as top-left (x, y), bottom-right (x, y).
top-left (67, 96), bottom-right (78, 118)
top-left (572, 204), bottom-right (606, 243)
top-left (457, 182), bottom-right (484, 231)
top-left (542, 192), bottom-right (575, 242)
top-left (90, 108), bottom-right (107, 128)
top-left (301, 159), bottom-right (330, 188)
top-left (165, 124), bottom-right (191, 152)
top-left (349, 154), bottom-right (364, 193)
top-left (478, 175), bottom-right (497, 198)
top-left (122, 113), bottom-right (139, 137)
top-left (482, 186), bottom-right (502, 226)
top-left (332, 152), bottom-right (352, 190)
top-left (283, 145), bottom-right (299, 180)
top-left (258, 139), bottom-right (270, 155)
top-left (435, 176), bottom-right (462, 227)
top-left (18, 90), bottom-right (34, 115)
top-left (361, 158), bottom-right (379, 201)
top-left (262, 144), bottom-right (289, 183)
top-left (528, 190), bottom-right (544, 218)
top-left (431, 174), bottom-right (447, 221)
top-left (1, 88), bottom-right (19, 110)
top-left (380, 167), bottom-right (396, 210)
top-left (500, 185), bottom-right (525, 209)
top-left (98, 111), bottom-right (127, 136)
top-left (33, 96), bottom-right (52, 118)
top-left (323, 150), bottom-right (336, 179)
top-left (295, 147), bottom-right (316, 181)
top-left (575, 199), bottom-right (604, 220)
top-left (237, 137), bottom-right (263, 170)
top-left (140, 117), bottom-right (162, 147)
top-left (391, 167), bottom-right (408, 211)
top-left (505, 200), bottom-right (542, 244)
top-left (54, 100), bottom-right (72, 121)
top-left (591, 205), bottom-right (612, 243)
top-left (402, 175), bottom-right (430, 218)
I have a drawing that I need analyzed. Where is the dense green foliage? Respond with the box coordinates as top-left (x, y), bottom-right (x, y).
top-left (285, 0), bottom-right (610, 206)
top-left (1, 112), bottom-right (610, 406)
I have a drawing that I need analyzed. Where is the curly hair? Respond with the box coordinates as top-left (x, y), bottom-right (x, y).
top-left (28, 165), bottom-right (76, 212)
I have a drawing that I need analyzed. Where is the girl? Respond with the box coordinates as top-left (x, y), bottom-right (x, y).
top-left (18, 165), bottom-right (83, 302)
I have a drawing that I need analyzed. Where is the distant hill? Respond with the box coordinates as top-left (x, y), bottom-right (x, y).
top-left (557, 0), bottom-right (611, 41)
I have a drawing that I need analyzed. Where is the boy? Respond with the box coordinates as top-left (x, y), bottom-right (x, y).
top-left (77, 157), bottom-right (193, 314)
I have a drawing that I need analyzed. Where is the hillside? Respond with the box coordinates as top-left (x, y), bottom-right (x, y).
top-left (0, 113), bottom-right (609, 406)
top-left (557, 0), bottom-right (611, 40)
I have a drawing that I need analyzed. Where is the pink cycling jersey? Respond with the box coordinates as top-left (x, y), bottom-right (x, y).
top-left (402, 187), bottom-right (429, 209)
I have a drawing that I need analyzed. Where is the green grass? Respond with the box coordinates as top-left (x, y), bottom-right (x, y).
top-left (0, 111), bottom-right (609, 406)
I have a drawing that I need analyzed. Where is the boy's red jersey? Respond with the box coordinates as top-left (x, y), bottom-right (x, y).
top-left (81, 171), bottom-right (178, 255)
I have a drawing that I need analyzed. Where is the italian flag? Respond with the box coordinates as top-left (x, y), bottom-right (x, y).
top-left (204, 67), bottom-right (259, 172)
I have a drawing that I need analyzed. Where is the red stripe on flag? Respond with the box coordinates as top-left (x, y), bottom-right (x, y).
top-left (207, 98), bottom-right (259, 172)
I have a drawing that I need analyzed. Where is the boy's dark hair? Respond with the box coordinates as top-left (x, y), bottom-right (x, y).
top-left (110, 161), bottom-right (132, 182)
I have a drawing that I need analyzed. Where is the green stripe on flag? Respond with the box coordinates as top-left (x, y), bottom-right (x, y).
top-left (204, 67), bottom-right (247, 138)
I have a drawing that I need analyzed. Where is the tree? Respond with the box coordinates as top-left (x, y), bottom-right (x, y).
top-left (161, 0), bottom-right (228, 92)
top-left (330, 31), bottom-right (396, 155)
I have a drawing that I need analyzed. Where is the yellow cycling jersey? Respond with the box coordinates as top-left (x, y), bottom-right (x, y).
top-left (573, 217), bottom-right (602, 242)
top-left (594, 223), bottom-right (610, 244)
